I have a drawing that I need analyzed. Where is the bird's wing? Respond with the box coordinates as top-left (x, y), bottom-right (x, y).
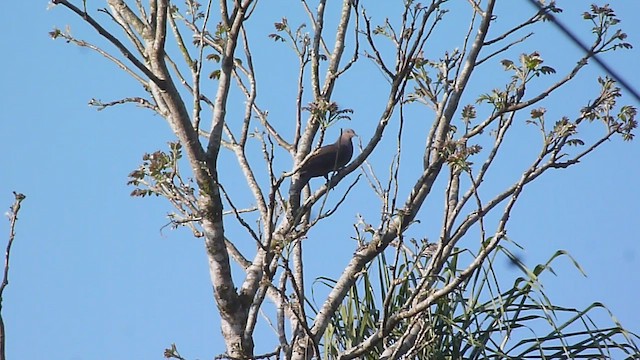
top-left (300, 144), bottom-right (340, 178)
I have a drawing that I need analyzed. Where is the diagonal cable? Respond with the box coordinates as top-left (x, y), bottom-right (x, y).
top-left (526, 0), bottom-right (640, 103)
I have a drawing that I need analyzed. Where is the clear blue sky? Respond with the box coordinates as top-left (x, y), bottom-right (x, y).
top-left (1, 1), bottom-right (639, 359)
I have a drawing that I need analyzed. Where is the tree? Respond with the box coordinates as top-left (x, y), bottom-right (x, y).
top-left (49, 0), bottom-right (638, 359)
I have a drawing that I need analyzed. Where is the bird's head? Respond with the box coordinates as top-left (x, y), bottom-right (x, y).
top-left (341, 128), bottom-right (357, 139)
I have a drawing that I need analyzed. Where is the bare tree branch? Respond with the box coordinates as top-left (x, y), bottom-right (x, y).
top-left (53, 0), bottom-right (164, 85)
top-left (0, 192), bottom-right (26, 360)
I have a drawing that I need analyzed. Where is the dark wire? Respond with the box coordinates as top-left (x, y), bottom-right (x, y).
top-left (525, 0), bottom-right (640, 103)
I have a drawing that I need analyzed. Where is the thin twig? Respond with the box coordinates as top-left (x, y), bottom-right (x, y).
top-left (0, 192), bottom-right (26, 360)
top-left (52, 0), bottom-right (165, 86)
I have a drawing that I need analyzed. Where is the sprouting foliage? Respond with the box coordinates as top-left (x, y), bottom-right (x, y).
top-left (407, 50), bottom-right (460, 106)
top-left (580, 77), bottom-right (638, 141)
top-left (127, 142), bottom-right (201, 235)
top-left (444, 140), bottom-right (483, 172)
top-left (127, 141), bottom-right (185, 197)
top-left (583, 4), bottom-right (633, 52)
top-left (303, 99), bottom-right (353, 128)
top-left (268, 17), bottom-right (311, 59)
top-left (461, 104), bottom-right (477, 124)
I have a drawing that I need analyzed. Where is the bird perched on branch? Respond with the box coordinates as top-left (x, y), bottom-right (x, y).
top-left (298, 128), bottom-right (357, 185)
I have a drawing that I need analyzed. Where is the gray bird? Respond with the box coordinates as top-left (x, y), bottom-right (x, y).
top-left (298, 128), bottom-right (357, 184)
